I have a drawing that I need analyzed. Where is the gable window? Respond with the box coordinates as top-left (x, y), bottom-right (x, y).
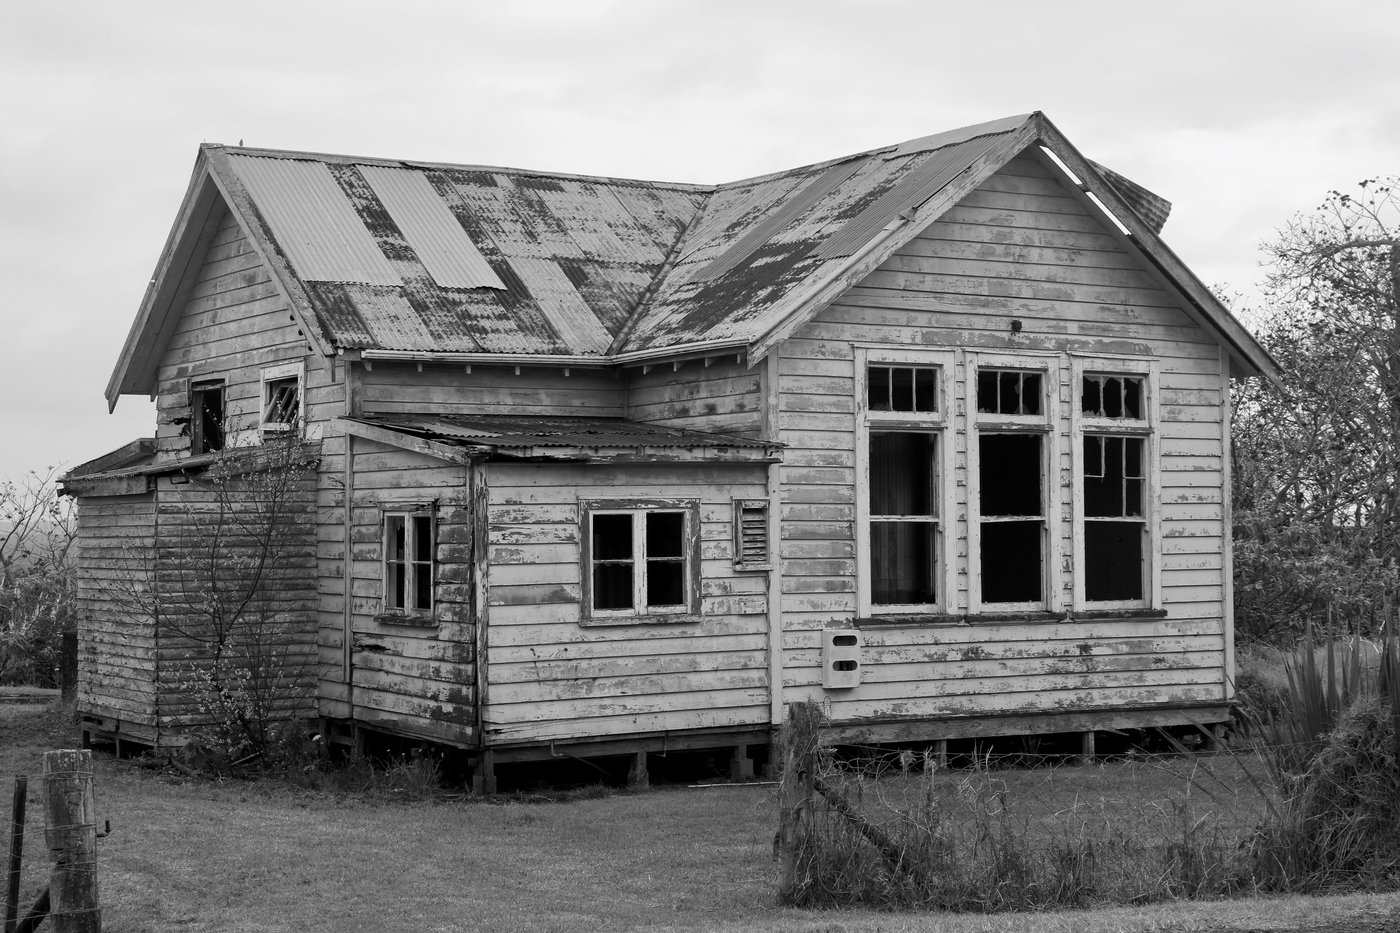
top-left (384, 510), bottom-right (434, 615)
top-left (260, 362), bottom-right (303, 436)
top-left (1075, 363), bottom-right (1155, 608)
top-left (582, 500), bottom-right (699, 622)
top-left (970, 361), bottom-right (1055, 611)
top-left (189, 379), bottom-right (225, 455)
top-left (857, 350), bottom-right (952, 615)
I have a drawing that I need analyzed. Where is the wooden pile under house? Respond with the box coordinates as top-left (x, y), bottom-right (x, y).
top-left (62, 112), bottom-right (1281, 784)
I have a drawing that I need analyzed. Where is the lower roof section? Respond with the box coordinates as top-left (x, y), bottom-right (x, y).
top-left (343, 414), bottom-right (780, 464)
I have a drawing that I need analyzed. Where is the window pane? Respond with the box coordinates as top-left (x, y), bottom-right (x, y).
top-left (891, 367), bottom-right (915, 411)
top-left (979, 434), bottom-right (1041, 516)
top-left (412, 515), bottom-right (432, 559)
top-left (593, 564), bottom-right (634, 610)
top-left (414, 559), bottom-right (433, 610)
top-left (1085, 521), bottom-right (1143, 601)
top-left (980, 520), bottom-right (1042, 603)
top-left (646, 560), bottom-right (685, 607)
top-left (1124, 378), bottom-right (1142, 419)
top-left (1103, 377), bottom-right (1122, 417)
top-left (646, 512), bottom-right (685, 558)
top-left (592, 514), bottom-right (633, 560)
top-left (915, 368), bottom-right (937, 412)
top-left (977, 370), bottom-right (998, 412)
top-left (1084, 436), bottom-right (1123, 517)
top-left (387, 516), bottom-right (406, 561)
top-left (870, 433), bottom-right (935, 516)
top-left (867, 366), bottom-right (891, 411)
top-left (391, 563), bottom-right (406, 609)
top-left (1081, 377), bottom-right (1101, 417)
top-left (871, 522), bottom-right (936, 604)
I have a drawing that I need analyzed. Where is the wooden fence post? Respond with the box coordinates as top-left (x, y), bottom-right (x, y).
top-left (5, 776), bottom-right (27, 933)
top-left (776, 702), bottom-right (822, 904)
top-left (42, 751), bottom-right (100, 933)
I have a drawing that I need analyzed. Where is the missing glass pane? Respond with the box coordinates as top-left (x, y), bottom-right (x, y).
top-left (980, 520), bottom-right (1042, 603)
top-left (978, 369), bottom-right (1041, 415)
top-left (870, 522), bottom-right (936, 604)
top-left (1085, 521), bottom-right (1143, 601)
top-left (1082, 374), bottom-right (1144, 419)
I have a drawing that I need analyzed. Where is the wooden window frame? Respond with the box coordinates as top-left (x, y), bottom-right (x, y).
top-left (381, 506), bottom-right (437, 622)
top-left (189, 377), bottom-right (226, 455)
top-left (855, 347), bottom-right (955, 617)
top-left (1070, 356), bottom-right (1161, 611)
top-left (259, 361), bottom-right (305, 439)
top-left (966, 352), bottom-right (1061, 615)
top-left (579, 498), bottom-right (701, 625)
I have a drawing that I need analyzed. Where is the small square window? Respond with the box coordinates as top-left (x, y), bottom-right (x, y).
top-left (260, 363), bottom-right (303, 435)
top-left (868, 365), bottom-right (938, 413)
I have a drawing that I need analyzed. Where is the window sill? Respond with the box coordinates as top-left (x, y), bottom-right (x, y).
top-left (579, 613), bottom-right (701, 628)
top-left (1070, 608), bottom-right (1167, 621)
top-left (376, 612), bottom-right (439, 629)
top-left (855, 611), bottom-right (1071, 627)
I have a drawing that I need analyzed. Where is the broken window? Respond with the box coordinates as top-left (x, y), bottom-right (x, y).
top-left (260, 363), bottom-right (303, 435)
top-left (584, 502), bottom-right (698, 619)
top-left (869, 432), bottom-right (939, 605)
top-left (189, 379), bottom-right (225, 455)
top-left (1082, 374), bottom-right (1144, 420)
top-left (978, 433), bottom-right (1045, 604)
top-left (384, 511), bottom-right (434, 615)
top-left (1082, 435), bottom-right (1146, 602)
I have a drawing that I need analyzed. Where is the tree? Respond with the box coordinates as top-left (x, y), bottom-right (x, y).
top-left (0, 468), bottom-right (76, 685)
top-left (1233, 178), bottom-right (1400, 642)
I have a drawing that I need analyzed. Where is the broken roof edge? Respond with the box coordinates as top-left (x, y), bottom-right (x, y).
top-left (1030, 115), bottom-right (1282, 386)
top-left (202, 142), bottom-right (714, 194)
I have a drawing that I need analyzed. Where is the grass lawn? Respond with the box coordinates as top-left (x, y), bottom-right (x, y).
top-left (2, 703), bottom-right (1397, 933)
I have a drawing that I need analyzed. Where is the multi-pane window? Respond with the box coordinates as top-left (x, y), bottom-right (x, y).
top-left (584, 503), bottom-right (697, 619)
top-left (974, 366), bottom-right (1051, 609)
top-left (1079, 369), bottom-right (1152, 605)
top-left (384, 512), bottom-right (434, 614)
top-left (859, 354), bottom-right (949, 614)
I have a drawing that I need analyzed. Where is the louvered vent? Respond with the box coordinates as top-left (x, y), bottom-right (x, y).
top-left (734, 498), bottom-right (771, 570)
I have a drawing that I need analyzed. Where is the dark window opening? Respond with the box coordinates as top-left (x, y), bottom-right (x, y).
top-left (191, 381), bottom-right (225, 454)
top-left (591, 513), bottom-right (634, 611)
top-left (870, 433), bottom-right (936, 516)
top-left (978, 433), bottom-right (1044, 604)
top-left (1084, 436), bottom-right (1144, 518)
top-left (978, 369), bottom-right (1041, 416)
top-left (645, 512), bottom-right (686, 607)
top-left (871, 522), bottom-right (937, 604)
top-left (1084, 522), bottom-right (1144, 601)
top-left (980, 520), bottom-right (1042, 603)
top-left (979, 434), bottom-right (1042, 517)
top-left (1082, 375), bottom-right (1144, 420)
top-left (868, 365), bottom-right (938, 413)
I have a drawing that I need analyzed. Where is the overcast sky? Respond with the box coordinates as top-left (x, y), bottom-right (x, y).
top-left (2, 0), bottom-right (1396, 481)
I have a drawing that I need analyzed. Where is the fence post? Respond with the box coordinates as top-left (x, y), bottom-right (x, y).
top-left (776, 702), bottom-right (822, 904)
top-left (5, 776), bottom-right (27, 933)
top-left (42, 751), bottom-right (100, 933)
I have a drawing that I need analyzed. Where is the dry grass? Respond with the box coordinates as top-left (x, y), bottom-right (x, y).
top-left (2, 702), bottom-right (1397, 932)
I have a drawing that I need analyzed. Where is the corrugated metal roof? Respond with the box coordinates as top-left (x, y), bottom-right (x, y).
top-left (358, 165), bottom-right (506, 290)
top-left (230, 156), bottom-right (399, 285)
top-left (354, 414), bottom-right (770, 449)
top-left (508, 257), bottom-right (612, 353)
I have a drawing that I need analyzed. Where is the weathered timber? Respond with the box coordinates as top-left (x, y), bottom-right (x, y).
top-left (41, 751), bottom-right (100, 933)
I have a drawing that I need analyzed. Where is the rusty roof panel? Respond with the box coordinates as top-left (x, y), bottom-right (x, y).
top-left (356, 414), bottom-right (770, 449)
top-left (229, 155), bottom-right (399, 285)
top-left (358, 165), bottom-right (506, 290)
top-left (507, 257), bottom-right (612, 354)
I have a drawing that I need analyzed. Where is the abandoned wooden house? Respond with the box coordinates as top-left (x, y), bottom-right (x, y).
top-left (62, 112), bottom-right (1280, 783)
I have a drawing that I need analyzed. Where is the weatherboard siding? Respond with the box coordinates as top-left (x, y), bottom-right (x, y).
top-left (624, 356), bottom-right (764, 438)
top-left (75, 493), bottom-right (159, 734)
top-left (153, 209), bottom-right (341, 456)
top-left (483, 461), bottom-right (770, 746)
top-left (359, 363), bottom-right (624, 418)
top-left (318, 437), bottom-right (477, 745)
top-left (776, 152), bottom-right (1229, 728)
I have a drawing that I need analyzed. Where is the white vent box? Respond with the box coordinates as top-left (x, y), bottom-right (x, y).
top-left (821, 629), bottom-right (862, 689)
